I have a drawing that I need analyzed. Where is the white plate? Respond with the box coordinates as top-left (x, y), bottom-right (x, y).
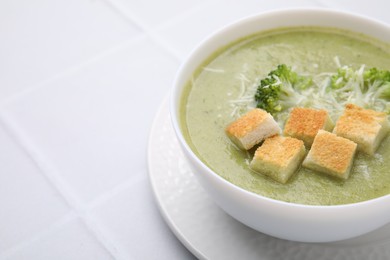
top-left (148, 98), bottom-right (390, 260)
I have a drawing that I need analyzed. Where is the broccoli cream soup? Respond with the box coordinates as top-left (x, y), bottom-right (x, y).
top-left (180, 27), bottom-right (390, 205)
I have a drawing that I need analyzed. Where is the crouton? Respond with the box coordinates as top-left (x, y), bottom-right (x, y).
top-left (250, 135), bottom-right (306, 183)
top-left (333, 104), bottom-right (389, 155)
top-left (302, 130), bottom-right (357, 179)
top-left (225, 108), bottom-right (281, 150)
top-left (284, 107), bottom-right (333, 147)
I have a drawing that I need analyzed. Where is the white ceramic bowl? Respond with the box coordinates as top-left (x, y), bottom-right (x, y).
top-left (170, 8), bottom-right (390, 243)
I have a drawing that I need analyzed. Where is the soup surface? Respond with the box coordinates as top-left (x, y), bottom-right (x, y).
top-left (180, 27), bottom-right (390, 205)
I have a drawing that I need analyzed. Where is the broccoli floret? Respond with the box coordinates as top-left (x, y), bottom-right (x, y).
top-left (364, 67), bottom-right (390, 84)
top-left (326, 65), bottom-right (390, 113)
top-left (330, 66), bottom-right (354, 89)
top-left (252, 63), bottom-right (390, 121)
top-left (254, 64), bottom-right (312, 114)
top-left (364, 68), bottom-right (390, 100)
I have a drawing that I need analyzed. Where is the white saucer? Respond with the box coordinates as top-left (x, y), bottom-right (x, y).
top-left (147, 98), bottom-right (390, 260)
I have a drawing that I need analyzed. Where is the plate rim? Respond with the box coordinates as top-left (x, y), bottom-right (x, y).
top-left (147, 96), bottom-right (207, 259)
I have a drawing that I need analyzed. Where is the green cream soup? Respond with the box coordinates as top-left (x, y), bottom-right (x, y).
top-left (180, 27), bottom-right (390, 205)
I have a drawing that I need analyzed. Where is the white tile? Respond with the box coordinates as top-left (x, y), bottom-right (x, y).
top-left (91, 176), bottom-right (196, 260)
top-left (3, 218), bottom-right (114, 260)
top-left (3, 37), bottom-right (180, 203)
top-left (108, 0), bottom-right (209, 28)
top-left (317, 0), bottom-right (390, 24)
top-left (0, 0), bottom-right (140, 101)
top-left (0, 123), bottom-right (69, 252)
top-left (156, 0), bottom-right (324, 57)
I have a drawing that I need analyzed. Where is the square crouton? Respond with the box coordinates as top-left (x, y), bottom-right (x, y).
top-left (284, 107), bottom-right (333, 147)
top-left (250, 135), bottom-right (306, 183)
top-left (302, 130), bottom-right (357, 179)
top-left (333, 104), bottom-right (389, 155)
top-left (225, 108), bottom-right (281, 150)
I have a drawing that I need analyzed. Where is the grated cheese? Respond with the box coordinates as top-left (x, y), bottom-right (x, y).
top-left (228, 58), bottom-right (390, 123)
top-left (203, 67), bottom-right (225, 73)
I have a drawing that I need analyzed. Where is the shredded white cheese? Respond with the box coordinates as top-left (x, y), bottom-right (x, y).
top-left (202, 67), bottom-right (225, 73)
top-left (228, 74), bottom-right (258, 118)
top-left (333, 56), bottom-right (341, 68)
top-left (228, 57), bottom-right (389, 123)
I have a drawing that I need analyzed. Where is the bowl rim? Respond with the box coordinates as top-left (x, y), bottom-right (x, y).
top-left (170, 7), bottom-right (390, 210)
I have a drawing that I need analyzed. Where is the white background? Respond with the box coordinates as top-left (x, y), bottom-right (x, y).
top-left (0, 0), bottom-right (389, 259)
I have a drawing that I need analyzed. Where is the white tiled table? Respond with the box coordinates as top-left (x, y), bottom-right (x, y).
top-left (0, 1), bottom-right (389, 259)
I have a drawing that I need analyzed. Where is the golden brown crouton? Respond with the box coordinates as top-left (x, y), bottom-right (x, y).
top-left (225, 108), bottom-right (281, 150)
top-left (284, 107), bottom-right (333, 147)
top-left (250, 135), bottom-right (306, 183)
top-left (333, 104), bottom-right (389, 155)
top-left (302, 130), bottom-right (357, 179)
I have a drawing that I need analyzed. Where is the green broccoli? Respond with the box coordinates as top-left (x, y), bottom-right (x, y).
top-left (364, 67), bottom-right (390, 100)
top-left (364, 67), bottom-right (390, 84)
top-left (330, 66), bottom-right (355, 89)
top-left (328, 65), bottom-right (390, 113)
top-left (254, 64), bottom-right (312, 114)
top-left (252, 63), bottom-right (390, 121)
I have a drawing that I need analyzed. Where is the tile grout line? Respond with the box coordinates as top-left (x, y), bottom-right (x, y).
top-left (87, 172), bottom-right (145, 210)
top-left (0, 1), bottom-right (336, 258)
top-left (151, 0), bottom-right (222, 31)
top-left (0, 212), bottom-right (77, 259)
top-left (103, 0), bottom-right (186, 62)
top-left (0, 34), bottom-right (147, 110)
top-left (0, 0), bottom-right (208, 110)
top-left (0, 112), bottom-right (129, 260)
top-left (0, 1), bottom-right (183, 255)
top-left (102, 0), bottom-right (330, 65)
top-left (0, 113), bottom-right (82, 213)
